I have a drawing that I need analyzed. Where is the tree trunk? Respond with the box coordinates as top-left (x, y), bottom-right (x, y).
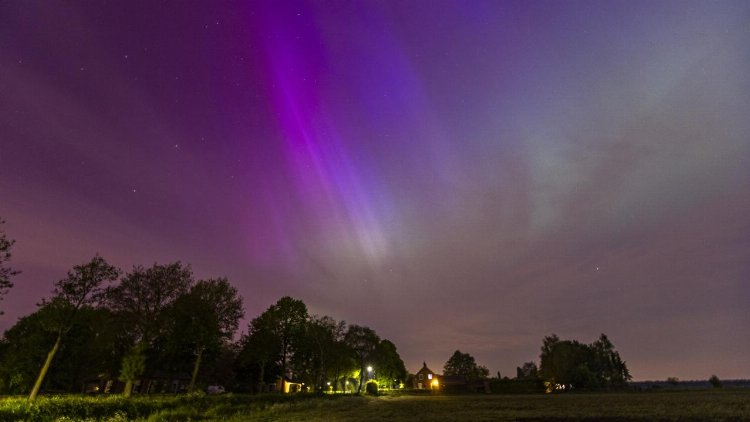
top-left (123, 380), bottom-right (133, 398)
top-left (317, 366), bottom-right (324, 394)
top-left (188, 346), bottom-right (204, 393)
top-left (357, 363), bottom-right (364, 394)
top-left (257, 361), bottom-right (266, 393)
top-left (29, 334), bottom-right (62, 401)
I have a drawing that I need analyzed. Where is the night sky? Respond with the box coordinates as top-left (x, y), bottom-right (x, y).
top-left (1, 1), bottom-right (748, 381)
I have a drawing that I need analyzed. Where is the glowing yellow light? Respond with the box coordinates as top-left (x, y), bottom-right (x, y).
top-left (431, 379), bottom-right (439, 387)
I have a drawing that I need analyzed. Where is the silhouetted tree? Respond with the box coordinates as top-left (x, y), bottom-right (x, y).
top-left (345, 325), bottom-right (380, 393)
top-left (237, 315), bottom-right (281, 392)
top-left (0, 219), bottom-right (20, 314)
top-left (238, 296), bottom-right (308, 391)
top-left (292, 315), bottom-right (346, 392)
top-left (327, 331), bottom-right (357, 393)
top-left (539, 333), bottom-right (630, 391)
top-left (271, 297), bottom-right (308, 382)
top-left (516, 361), bottom-right (538, 380)
top-left (709, 375), bottom-right (722, 388)
top-left (443, 350), bottom-right (490, 381)
top-left (106, 262), bottom-right (193, 395)
top-left (373, 339), bottom-right (407, 389)
top-left (166, 278), bottom-right (243, 392)
top-left (28, 256), bottom-right (120, 401)
top-left (589, 334), bottom-right (630, 387)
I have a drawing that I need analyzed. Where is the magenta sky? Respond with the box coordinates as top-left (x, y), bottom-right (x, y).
top-left (1, 1), bottom-right (748, 380)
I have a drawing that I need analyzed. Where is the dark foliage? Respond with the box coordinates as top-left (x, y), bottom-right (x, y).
top-left (0, 218), bottom-right (20, 314)
top-left (539, 333), bottom-right (631, 391)
top-left (443, 350), bottom-right (490, 381)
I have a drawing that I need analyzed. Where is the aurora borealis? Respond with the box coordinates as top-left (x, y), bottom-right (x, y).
top-left (1, 1), bottom-right (748, 380)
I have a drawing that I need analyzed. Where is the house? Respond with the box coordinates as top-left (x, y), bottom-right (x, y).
top-left (412, 362), bottom-right (491, 393)
top-left (272, 376), bottom-right (306, 393)
top-left (413, 362), bottom-right (440, 390)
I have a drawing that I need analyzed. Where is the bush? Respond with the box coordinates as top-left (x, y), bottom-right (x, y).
top-left (708, 375), bottom-right (722, 388)
top-left (365, 381), bottom-right (378, 395)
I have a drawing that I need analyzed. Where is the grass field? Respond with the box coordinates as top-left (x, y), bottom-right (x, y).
top-left (1, 390), bottom-right (749, 421)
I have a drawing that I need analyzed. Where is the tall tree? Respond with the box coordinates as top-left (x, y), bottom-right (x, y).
top-left (373, 339), bottom-right (407, 389)
top-left (589, 334), bottom-right (630, 388)
top-left (272, 297), bottom-right (308, 383)
top-left (325, 323), bottom-right (356, 393)
top-left (443, 350), bottom-right (490, 381)
top-left (166, 278), bottom-right (243, 392)
top-left (106, 262), bottom-right (193, 395)
top-left (539, 335), bottom-right (587, 389)
top-left (0, 218), bottom-right (20, 314)
top-left (539, 333), bottom-right (631, 391)
top-left (237, 296), bottom-right (308, 392)
top-left (237, 318), bottom-right (281, 393)
top-left (344, 325), bottom-right (380, 393)
top-left (28, 255), bottom-right (120, 401)
top-left (293, 315), bottom-right (347, 392)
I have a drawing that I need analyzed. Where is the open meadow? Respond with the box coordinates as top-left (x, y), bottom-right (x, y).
top-left (1, 390), bottom-right (749, 421)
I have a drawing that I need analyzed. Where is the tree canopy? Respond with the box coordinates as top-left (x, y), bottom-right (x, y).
top-left (106, 262), bottom-right (193, 344)
top-left (29, 255), bottom-right (121, 401)
top-left (539, 333), bottom-right (631, 391)
top-left (344, 325), bottom-right (381, 393)
top-left (443, 350), bottom-right (490, 381)
top-left (165, 278), bottom-right (244, 392)
top-left (373, 340), bottom-right (407, 388)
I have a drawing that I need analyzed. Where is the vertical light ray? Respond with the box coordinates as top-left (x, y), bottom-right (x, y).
top-left (248, 2), bottom-right (398, 267)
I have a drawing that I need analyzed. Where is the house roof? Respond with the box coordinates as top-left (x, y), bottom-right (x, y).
top-left (416, 361), bottom-right (436, 375)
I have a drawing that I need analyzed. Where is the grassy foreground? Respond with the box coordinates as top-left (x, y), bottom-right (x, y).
top-left (1, 390), bottom-right (749, 421)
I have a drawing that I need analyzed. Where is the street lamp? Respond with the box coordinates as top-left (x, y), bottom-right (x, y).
top-left (367, 366), bottom-right (373, 381)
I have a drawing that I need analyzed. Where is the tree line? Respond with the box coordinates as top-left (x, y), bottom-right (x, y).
top-left (430, 335), bottom-right (631, 394)
top-left (2, 220), bottom-right (633, 397)
top-left (0, 253), bottom-right (406, 399)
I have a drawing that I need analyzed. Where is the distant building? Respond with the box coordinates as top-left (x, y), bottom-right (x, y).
top-left (413, 362), bottom-right (440, 390)
top-left (412, 362), bottom-right (490, 393)
top-left (272, 376), bottom-right (306, 393)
